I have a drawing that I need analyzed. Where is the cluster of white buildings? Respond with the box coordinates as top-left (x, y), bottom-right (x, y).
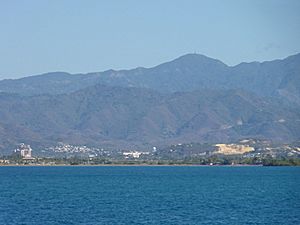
top-left (48, 144), bottom-right (96, 154)
top-left (123, 151), bottom-right (150, 159)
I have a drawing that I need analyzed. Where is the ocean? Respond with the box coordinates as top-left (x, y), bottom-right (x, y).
top-left (0, 166), bottom-right (299, 225)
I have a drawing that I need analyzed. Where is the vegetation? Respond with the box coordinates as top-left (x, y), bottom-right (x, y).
top-left (262, 158), bottom-right (300, 166)
top-left (1, 155), bottom-right (299, 166)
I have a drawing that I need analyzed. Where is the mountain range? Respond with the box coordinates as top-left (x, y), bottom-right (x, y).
top-left (0, 53), bottom-right (299, 153)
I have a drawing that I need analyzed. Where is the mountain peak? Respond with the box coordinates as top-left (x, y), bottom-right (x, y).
top-left (171, 53), bottom-right (228, 67)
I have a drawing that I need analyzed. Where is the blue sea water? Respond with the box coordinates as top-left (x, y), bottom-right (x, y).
top-left (0, 166), bottom-right (299, 225)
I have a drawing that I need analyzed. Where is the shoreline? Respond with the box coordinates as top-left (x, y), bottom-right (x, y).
top-left (0, 164), bottom-right (270, 167)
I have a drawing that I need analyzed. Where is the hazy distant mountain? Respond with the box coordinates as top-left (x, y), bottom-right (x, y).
top-left (0, 53), bottom-right (299, 104)
top-left (0, 72), bottom-right (98, 96)
top-left (0, 85), bottom-right (299, 153)
top-left (0, 53), bottom-right (299, 153)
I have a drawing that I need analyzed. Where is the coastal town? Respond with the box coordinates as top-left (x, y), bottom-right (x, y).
top-left (1, 139), bottom-right (300, 166)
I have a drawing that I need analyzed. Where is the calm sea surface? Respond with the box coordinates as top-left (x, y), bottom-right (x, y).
top-left (0, 166), bottom-right (299, 225)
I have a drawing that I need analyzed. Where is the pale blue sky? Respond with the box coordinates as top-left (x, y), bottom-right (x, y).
top-left (0, 0), bottom-right (300, 79)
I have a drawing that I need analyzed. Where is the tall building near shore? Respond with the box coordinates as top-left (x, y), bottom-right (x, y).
top-left (14, 143), bottom-right (34, 159)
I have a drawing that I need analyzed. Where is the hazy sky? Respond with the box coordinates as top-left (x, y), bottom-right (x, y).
top-left (1, 0), bottom-right (300, 79)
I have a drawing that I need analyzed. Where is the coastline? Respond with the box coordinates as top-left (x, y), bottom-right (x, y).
top-left (0, 164), bottom-right (267, 167)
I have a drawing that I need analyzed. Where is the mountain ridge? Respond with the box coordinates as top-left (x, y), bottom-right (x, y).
top-left (0, 53), bottom-right (299, 153)
top-left (1, 53), bottom-right (299, 100)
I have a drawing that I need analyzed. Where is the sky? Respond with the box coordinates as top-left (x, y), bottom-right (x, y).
top-left (0, 0), bottom-right (300, 79)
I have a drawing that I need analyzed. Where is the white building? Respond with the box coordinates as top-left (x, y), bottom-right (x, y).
top-left (15, 143), bottom-right (34, 159)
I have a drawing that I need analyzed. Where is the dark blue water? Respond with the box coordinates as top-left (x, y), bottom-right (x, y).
top-left (0, 166), bottom-right (299, 225)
